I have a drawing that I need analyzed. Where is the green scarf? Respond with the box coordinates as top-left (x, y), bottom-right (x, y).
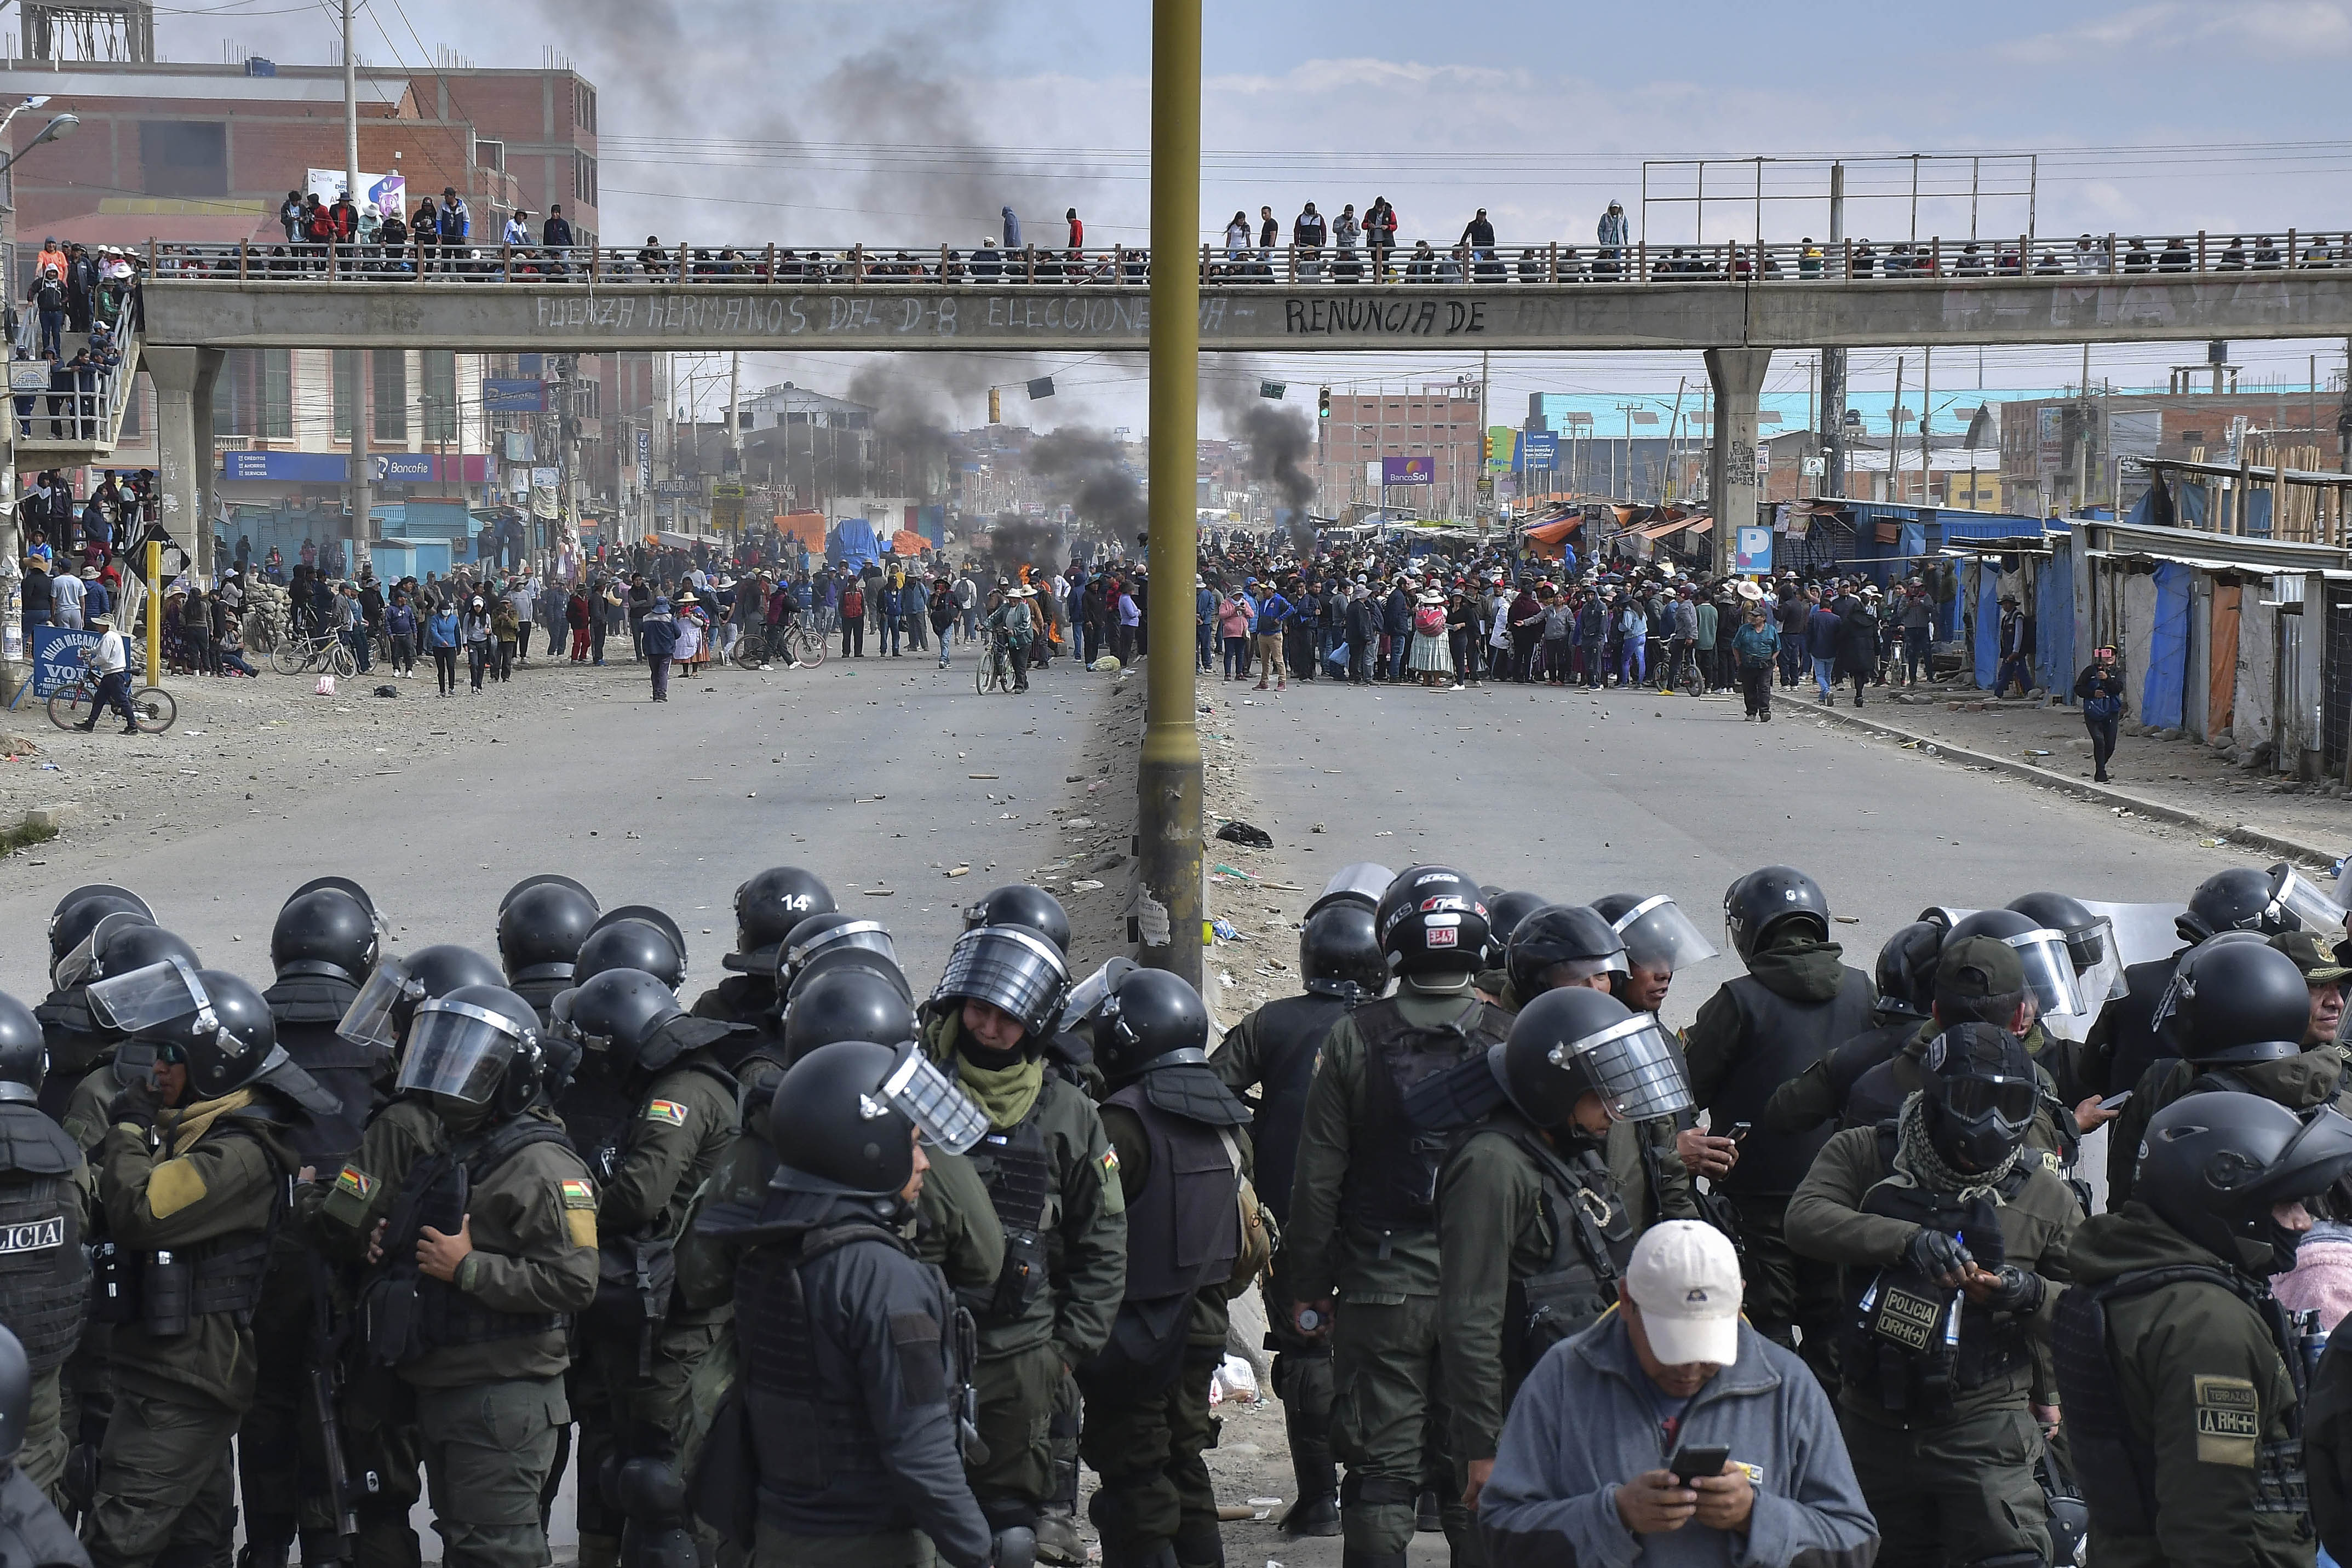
top-left (956, 1046), bottom-right (1046, 1130)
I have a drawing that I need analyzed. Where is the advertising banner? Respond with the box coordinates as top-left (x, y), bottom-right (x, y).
top-left (31, 625), bottom-right (98, 697)
top-left (1379, 456), bottom-right (1435, 487)
top-left (1735, 525), bottom-right (1775, 575)
top-left (481, 379), bottom-right (548, 413)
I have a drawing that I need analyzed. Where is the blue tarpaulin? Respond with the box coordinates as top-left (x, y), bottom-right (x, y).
top-left (829, 518), bottom-right (881, 568)
top-left (1974, 570), bottom-right (1999, 688)
top-left (2037, 542), bottom-right (2074, 696)
top-left (2141, 561), bottom-right (2193, 729)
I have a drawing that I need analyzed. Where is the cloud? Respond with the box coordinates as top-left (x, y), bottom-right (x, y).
top-left (2004, 1), bottom-right (2352, 64)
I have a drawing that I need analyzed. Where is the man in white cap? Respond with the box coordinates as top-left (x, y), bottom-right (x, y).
top-left (1476, 1220), bottom-right (1877, 1567)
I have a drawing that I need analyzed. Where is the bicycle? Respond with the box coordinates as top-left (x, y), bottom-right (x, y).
top-left (728, 617), bottom-right (828, 670)
top-left (48, 652), bottom-right (175, 734)
top-left (239, 608), bottom-right (279, 656)
top-left (272, 629), bottom-right (358, 679)
top-left (975, 628), bottom-right (1015, 695)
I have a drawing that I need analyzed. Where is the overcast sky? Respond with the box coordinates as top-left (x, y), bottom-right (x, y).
top-left (153, 0), bottom-right (2352, 435)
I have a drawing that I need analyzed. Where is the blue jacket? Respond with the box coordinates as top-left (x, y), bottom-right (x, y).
top-left (640, 612), bottom-right (680, 662)
top-left (1805, 607), bottom-right (1842, 659)
top-left (1479, 1313), bottom-right (1877, 1568)
top-left (1253, 593), bottom-right (1292, 635)
top-left (424, 611), bottom-right (458, 649)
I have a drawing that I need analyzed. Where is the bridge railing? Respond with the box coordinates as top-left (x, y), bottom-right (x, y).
top-left (136, 230), bottom-right (2352, 287)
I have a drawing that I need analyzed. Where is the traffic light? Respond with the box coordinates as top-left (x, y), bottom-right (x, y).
top-left (1482, 429), bottom-right (1495, 463)
top-left (1318, 386), bottom-right (1331, 420)
top-left (988, 387), bottom-right (1001, 424)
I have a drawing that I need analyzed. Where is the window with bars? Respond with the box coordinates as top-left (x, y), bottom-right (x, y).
top-left (374, 353), bottom-right (408, 441)
top-left (211, 349), bottom-right (291, 439)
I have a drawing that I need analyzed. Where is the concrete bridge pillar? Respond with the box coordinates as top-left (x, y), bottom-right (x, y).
top-left (1705, 348), bottom-right (1771, 575)
top-left (145, 347), bottom-right (223, 576)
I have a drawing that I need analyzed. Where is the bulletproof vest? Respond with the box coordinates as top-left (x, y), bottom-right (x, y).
top-left (0, 1464), bottom-right (84, 1568)
top-left (1499, 1122), bottom-right (1633, 1372)
top-left (1707, 969), bottom-right (1878, 1196)
top-left (362, 1115), bottom-right (574, 1365)
top-left (266, 975), bottom-right (376, 1170)
top-left (0, 1104), bottom-right (85, 1373)
top-left (1844, 1051), bottom-right (1918, 1132)
top-left (691, 974), bottom-right (776, 1031)
top-left (738, 1218), bottom-right (963, 1519)
top-left (31, 989), bottom-right (108, 1123)
top-left (1826, 1020), bottom-right (1922, 1127)
top-left (1108, 1078), bottom-right (1241, 1302)
top-left (1839, 1126), bottom-right (2030, 1422)
top-left (556, 1060), bottom-right (639, 1171)
top-left (1240, 994), bottom-right (1351, 1226)
top-left (2055, 1262), bottom-right (2308, 1536)
top-left (959, 1103), bottom-right (1057, 1324)
top-left (90, 1116), bottom-right (284, 1337)
top-left (511, 975), bottom-right (571, 1034)
top-left (2105, 954), bottom-right (2185, 1098)
top-left (1336, 996), bottom-right (1512, 1237)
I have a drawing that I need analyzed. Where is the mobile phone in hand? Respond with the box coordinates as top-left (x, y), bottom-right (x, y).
top-left (1668, 1444), bottom-right (1730, 1484)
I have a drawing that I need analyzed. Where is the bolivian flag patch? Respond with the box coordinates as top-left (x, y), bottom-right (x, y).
top-left (646, 1100), bottom-right (689, 1127)
top-left (1102, 1148), bottom-right (1119, 1177)
top-left (560, 1179), bottom-right (595, 1209)
top-left (334, 1165), bottom-right (373, 1201)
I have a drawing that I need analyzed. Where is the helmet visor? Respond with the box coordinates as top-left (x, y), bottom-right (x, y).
top-left (881, 1046), bottom-right (988, 1154)
top-left (394, 1000), bottom-right (522, 1104)
top-left (1311, 861), bottom-right (1394, 915)
top-left (785, 919), bottom-right (897, 981)
top-left (337, 955), bottom-right (422, 1050)
top-left (933, 926), bottom-right (1070, 1039)
top-left (51, 910), bottom-right (146, 992)
top-left (2244, 1106), bottom-right (2352, 1208)
top-left (2271, 867), bottom-right (2347, 935)
top-left (87, 956), bottom-right (209, 1033)
top-left (1608, 894), bottom-right (1719, 973)
top-left (1059, 957), bottom-right (1139, 1032)
top-left (1547, 1012), bottom-right (1693, 1122)
top-left (2004, 929), bottom-right (2088, 1018)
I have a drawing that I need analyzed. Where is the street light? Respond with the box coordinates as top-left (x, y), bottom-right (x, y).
top-left (0, 112), bottom-right (81, 176)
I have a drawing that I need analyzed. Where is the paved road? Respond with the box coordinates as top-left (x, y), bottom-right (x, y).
top-left (0, 648), bottom-right (1110, 1558)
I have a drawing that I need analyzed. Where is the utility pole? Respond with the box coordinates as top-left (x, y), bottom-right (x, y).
top-left (1889, 356), bottom-right (1904, 507)
top-left (342, 0), bottom-right (369, 581)
top-left (725, 351), bottom-right (742, 543)
top-left (1920, 347), bottom-right (1932, 507)
top-left (1136, 0), bottom-right (1203, 987)
top-left (1821, 162), bottom-right (1847, 497)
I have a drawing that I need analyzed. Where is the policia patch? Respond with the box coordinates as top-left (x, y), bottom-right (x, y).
top-left (2193, 1374), bottom-right (2261, 1467)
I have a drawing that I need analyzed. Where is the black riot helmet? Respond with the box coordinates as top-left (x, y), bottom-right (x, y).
top-left (48, 884), bottom-right (151, 960)
top-left (728, 866), bottom-right (836, 972)
top-left (1092, 968), bottom-right (1211, 1082)
top-left (785, 941), bottom-right (914, 1009)
top-left (1873, 921), bottom-right (1946, 1021)
top-left (55, 915), bottom-right (194, 994)
top-left (2136, 1093), bottom-right (2352, 1275)
top-left (500, 872), bottom-right (597, 915)
top-left (779, 914), bottom-right (899, 989)
top-left (0, 1325), bottom-right (26, 1468)
top-left (272, 887), bottom-right (381, 985)
top-left (1920, 1023), bottom-right (2040, 1174)
top-left (95, 962), bottom-right (330, 1112)
top-left (395, 982), bottom-right (547, 1122)
top-left (2156, 936), bottom-right (2311, 1066)
top-left (0, 991), bottom-right (45, 1100)
top-left (1496, 985), bottom-right (1691, 1129)
top-left (2006, 892), bottom-right (2103, 972)
top-left (2178, 865), bottom-right (2292, 945)
top-left (784, 968), bottom-right (919, 1066)
top-left (1722, 865), bottom-right (1830, 964)
top-left (1375, 865), bottom-right (1490, 978)
top-left (1299, 902), bottom-right (1386, 998)
top-left (336, 943), bottom-right (504, 1053)
top-left (575, 918), bottom-right (686, 992)
top-left (933, 924), bottom-right (1071, 1043)
top-left (497, 880), bottom-right (600, 986)
top-left (290, 875), bottom-right (377, 915)
top-left (555, 967), bottom-right (725, 1081)
top-left (961, 883), bottom-right (1072, 956)
top-left (767, 1040), bottom-right (989, 1201)
top-left (1481, 891), bottom-right (1548, 964)
top-left (1590, 893), bottom-right (1720, 974)
top-left (48, 897), bottom-right (150, 979)
top-left (1947, 907), bottom-right (2089, 1022)
top-left (1505, 904), bottom-right (1628, 999)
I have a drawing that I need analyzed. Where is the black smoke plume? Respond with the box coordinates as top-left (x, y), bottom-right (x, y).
top-left (986, 512), bottom-right (1064, 576)
top-left (1024, 427), bottom-right (1145, 543)
top-left (1206, 360), bottom-right (1320, 554)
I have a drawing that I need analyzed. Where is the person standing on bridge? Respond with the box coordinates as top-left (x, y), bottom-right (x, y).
top-left (1002, 205), bottom-right (1021, 249)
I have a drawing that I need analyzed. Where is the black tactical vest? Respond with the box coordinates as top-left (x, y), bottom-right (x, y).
top-left (0, 1102), bottom-right (84, 1373)
top-left (1108, 1079), bottom-right (1241, 1302)
top-left (1501, 1123), bottom-right (1633, 1376)
top-left (2104, 954), bottom-right (2185, 1099)
top-left (1707, 969), bottom-right (1878, 1197)
top-left (738, 1220), bottom-right (959, 1519)
top-left (510, 975), bottom-right (572, 1034)
top-left (959, 1107), bottom-right (1055, 1324)
top-left (1337, 996), bottom-right (1512, 1236)
top-left (266, 975), bottom-right (375, 1170)
top-left (362, 1116), bottom-right (573, 1365)
top-left (1240, 994), bottom-right (1351, 1227)
top-left (32, 989), bottom-right (107, 1124)
top-left (2053, 1262), bottom-right (2308, 1536)
top-left (0, 1464), bottom-right (84, 1568)
top-left (1839, 1126), bottom-right (2031, 1423)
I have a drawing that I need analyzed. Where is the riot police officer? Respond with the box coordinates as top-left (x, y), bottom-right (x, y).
top-left (239, 882), bottom-right (386, 1568)
top-left (1762, 920), bottom-right (1942, 1137)
top-left (1079, 968), bottom-right (1250, 1568)
top-left (0, 1326), bottom-right (87, 1568)
top-left (497, 876), bottom-right (601, 1029)
top-left (1683, 865), bottom-right (1877, 1376)
top-left (1589, 892), bottom-right (1720, 1016)
top-left (691, 1039), bottom-right (996, 1568)
top-left (922, 920), bottom-right (1126, 1558)
top-left (1286, 865), bottom-right (1512, 1566)
top-left (35, 887), bottom-right (151, 1122)
top-left (0, 993), bottom-right (87, 1506)
top-left (1209, 899), bottom-right (1383, 1539)
top-left (2104, 936), bottom-right (2344, 1207)
top-left (2056, 1093), bottom-right (2352, 1566)
top-left (1430, 986), bottom-right (1691, 1517)
top-left (1787, 1023), bottom-right (2081, 1567)
top-left (686, 867), bottom-right (834, 1064)
top-left (81, 960), bottom-right (336, 1568)
top-left (358, 983), bottom-right (598, 1568)
top-left (552, 968), bottom-right (744, 1568)
top-left (559, 915), bottom-right (691, 1184)
top-left (55, 924), bottom-right (200, 1152)
top-left (1485, 901), bottom-right (1624, 1012)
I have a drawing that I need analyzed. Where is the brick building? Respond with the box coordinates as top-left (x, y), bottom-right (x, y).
top-left (1313, 384), bottom-right (1485, 518)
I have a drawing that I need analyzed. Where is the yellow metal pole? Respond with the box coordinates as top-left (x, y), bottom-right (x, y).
top-left (1137, 0), bottom-right (1203, 986)
top-left (145, 539), bottom-right (160, 684)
